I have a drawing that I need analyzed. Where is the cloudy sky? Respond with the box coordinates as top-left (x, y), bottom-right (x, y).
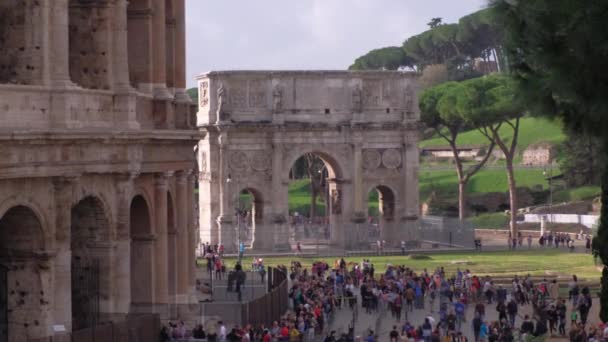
top-left (185, 0), bottom-right (487, 88)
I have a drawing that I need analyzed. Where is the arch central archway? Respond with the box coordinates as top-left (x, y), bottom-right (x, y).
top-left (287, 151), bottom-right (344, 248)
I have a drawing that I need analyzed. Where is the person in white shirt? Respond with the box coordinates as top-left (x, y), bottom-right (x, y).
top-left (218, 321), bottom-right (226, 342)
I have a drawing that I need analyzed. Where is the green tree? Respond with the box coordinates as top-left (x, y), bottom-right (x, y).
top-left (427, 17), bottom-right (443, 28)
top-left (187, 87), bottom-right (198, 105)
top-left (457, 74), bottom-right (523, 237)
top-left (457, 8), bottom-right (505, 73)
top-left (491, 0), bottom-right (608, 320)
top-left (558, 130), bottom-right (603, 187)
top-left (419, 81), bottom-right (496, 220)
top-left (349, 46), bottom-right (415, 71)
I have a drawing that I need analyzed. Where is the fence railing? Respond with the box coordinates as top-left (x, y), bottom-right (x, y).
top-left (241, 267), bottom-right (288, 327)
top-left (200, 267), bottom-right (289, 328)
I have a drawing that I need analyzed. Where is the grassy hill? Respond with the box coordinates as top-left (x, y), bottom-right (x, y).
top-left (419, 168), bottom-right (549, 201)
top-left (419, 117), bottom-right (566, 153)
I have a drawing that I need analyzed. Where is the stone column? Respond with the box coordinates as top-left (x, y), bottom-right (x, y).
top-left (51, 176), bottom-right (79, 331)
top-left (151, 0), bottom-right (171, 99)
top-left (173, 0), bottom-right (190, 103)
top-left (167, 221), bottom-right (178, 316)
top-left (46, 0), bottom-right (72, 86)
top-left (198, 137), bottom-right (217, 245)
top-left (351, 133), bottom-right (367, 246)
top-left (176, 170), bottom-right (191, 302)
top-left (154, 172), bottom-right (170, 313)
top-left (403, 134), bottom-right (420, 241)
top-left (111, 0), bottom-right (131, 92)
top-left (270, 132), bottom-right (290, 251)
top-left (113, 172), bottom-right (137, 317)
top-left (187, 172), bottom-right (198, 293)
top-left (217, 132), bottom-right (236, 252)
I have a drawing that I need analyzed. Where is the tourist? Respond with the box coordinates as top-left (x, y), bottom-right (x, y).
top-left (478, 321), bottom-right (488, 342)
top-left (239, 241), bottom-right (245, 260)
top-left (218, 321), bottom-right (227, 342)
top-left (521, 315), bottom-right (534, 336)
top-left (390, 325), bottom-right (400, 342)
top-left (323, 330), bottom-right (337, 342)
top-left (192, 324), bottom-right (206, 339)
top-left (401, 240), bottom-right (406, 255)
top-left (506, 298), bottom-right (517, 328)
top-left (226, 327), bottom-right (240, 341)
top-left (527, 234), bottom-right (532, 249)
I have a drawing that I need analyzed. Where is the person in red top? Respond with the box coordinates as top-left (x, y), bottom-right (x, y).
top-left (219, 244), bottom-right (225, 257)
top-left (280, 324), bottom-right (289, 340)
top-left (215, 258), bottom-right (222, 280)
top-left (262, 329), bottom-right (271, 342)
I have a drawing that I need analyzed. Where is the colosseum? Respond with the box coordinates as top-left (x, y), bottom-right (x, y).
top-left (0, 0), bottom-right (199, 341)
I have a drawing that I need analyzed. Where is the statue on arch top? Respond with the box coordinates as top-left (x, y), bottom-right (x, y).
top-left (216, 83), bottom-right (229, 123)
top-left (272, 84), bottom-right (283, 113)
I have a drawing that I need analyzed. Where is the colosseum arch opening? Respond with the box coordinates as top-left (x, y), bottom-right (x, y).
top-left (129, 195), bottom-right (154, 311)
top-left (70, 196), bottom-right (111, 330)
top-left (0, 205), bottom-right (47, 342)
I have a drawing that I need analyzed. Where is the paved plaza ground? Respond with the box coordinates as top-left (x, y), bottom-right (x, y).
top-left (325, 286), bottom-right (601, 341)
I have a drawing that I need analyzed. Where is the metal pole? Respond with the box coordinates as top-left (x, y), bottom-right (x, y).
top-left (549, 163), bottom-right (553, 210)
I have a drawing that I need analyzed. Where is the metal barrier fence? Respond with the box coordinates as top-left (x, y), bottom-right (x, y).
top-left (418, 216), bottom-right (476, 248)
top-left (200, 267), bottom-right (289, 328)
top-left (289, 216), bottom-right (475, 252)
top-left (29, 313), bottom-right (160, 342)
top-left (241, 267), bottom-right (288, 327)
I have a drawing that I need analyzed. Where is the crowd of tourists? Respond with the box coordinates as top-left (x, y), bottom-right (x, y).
top-left (162, 257), bottom-right (606, 342)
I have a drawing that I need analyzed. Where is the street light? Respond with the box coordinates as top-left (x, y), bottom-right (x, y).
top-left (543, 164), bottom-right (554, 223)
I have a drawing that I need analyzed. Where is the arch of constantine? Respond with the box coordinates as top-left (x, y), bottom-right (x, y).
top-left (0, 1), bottom-right (199, 341)
top-left (196, 71), bottom-right (421, 252)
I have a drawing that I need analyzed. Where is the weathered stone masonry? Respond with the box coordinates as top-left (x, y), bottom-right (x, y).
top-left (0, 1), bottom-right (199, 341)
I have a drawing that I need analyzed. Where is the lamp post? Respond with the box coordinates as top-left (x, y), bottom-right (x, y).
top-left (543, 163), bottom-right (554, 224)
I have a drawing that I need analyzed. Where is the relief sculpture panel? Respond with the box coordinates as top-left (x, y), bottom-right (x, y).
top-left (228, 151), bottom-right (249, 171)
top-left (249, 150), bottom-right (272, 172)
top-left (362, 149), bottom-right (382, 170)
top-left (382, 149), bottom-right (402, 169)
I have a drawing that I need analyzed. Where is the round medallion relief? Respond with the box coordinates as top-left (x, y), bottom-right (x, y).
top-left (362, 149), bottom-right (382, 170)
top-left (382, 149), bottom-right (402, 169)
top-left (249, 151), bottom-right (271, 171)
top-left (228, 151), bottom-right (249, 171)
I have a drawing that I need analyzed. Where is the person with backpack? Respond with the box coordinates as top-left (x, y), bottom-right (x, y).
top-left (506, 298), bottom-right (518, 328)
top-left (454, 299), bottom-right (466, 331)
